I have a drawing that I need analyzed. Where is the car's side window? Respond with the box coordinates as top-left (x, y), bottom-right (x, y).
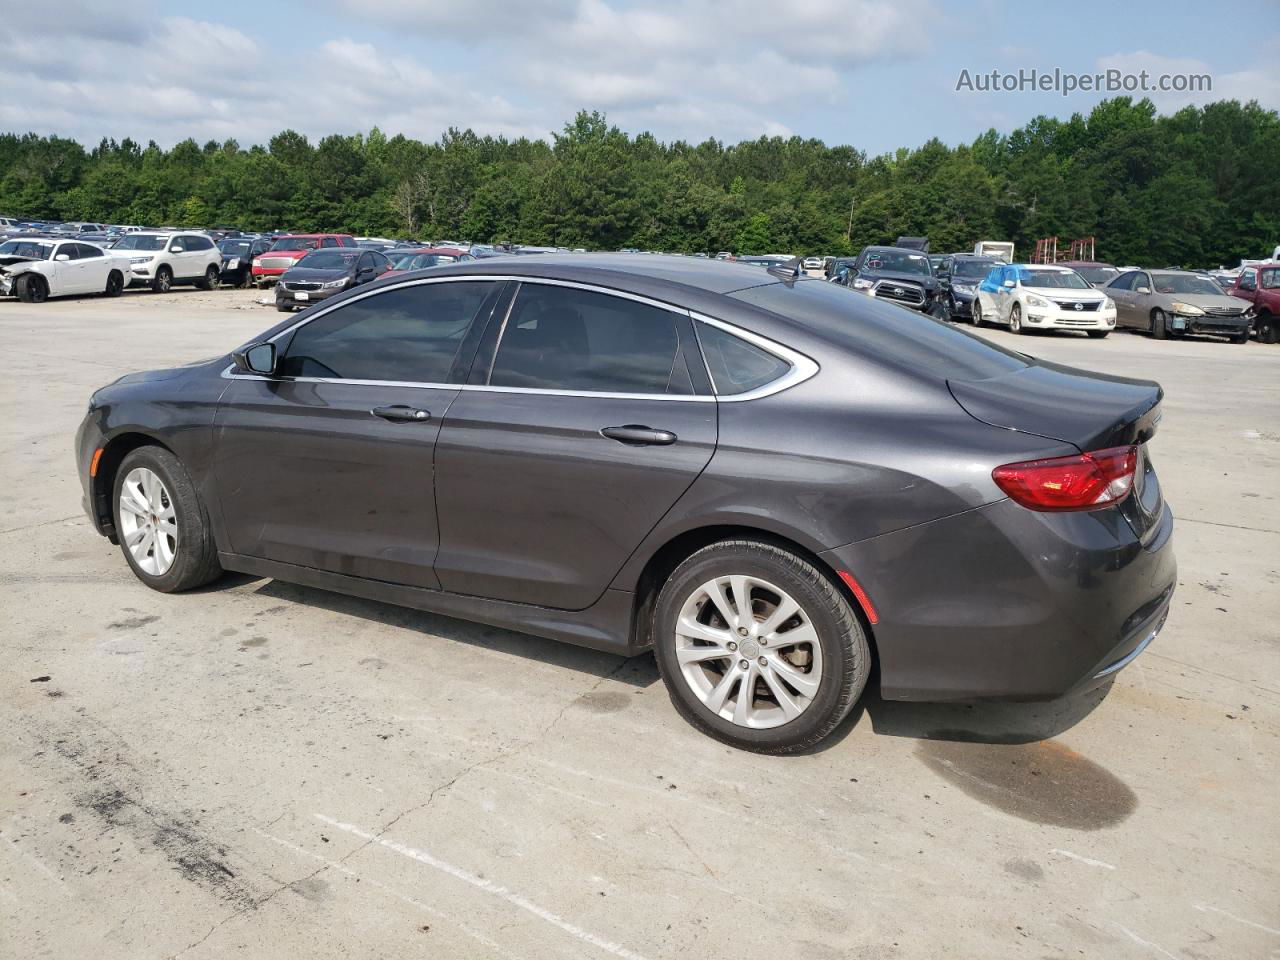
top-left (321, 237), bottom-right (338, 248)
top-left (487, 284), bottom-right (693, 395)
top-left (1260, 268), bottom-right (1278, 289)
top-left (59, 243), bottom-right (81, 260)
top-left (1110, 272), bottom-right (1135, 290)
top-left (188, 236), bottom-right (212, 251)
top-left (1136, 272), bottom-right (1152, 292)
top-left (277, 281), bottom-right (497, 383)
top-left (1239, 268), bottom-right (1257, 291)
top-left (170, 237), bottom-right (187, 252)
top-left (77, 243), bottom-right (104, 258)
top-left (696, 323), bottom-right (790, 396)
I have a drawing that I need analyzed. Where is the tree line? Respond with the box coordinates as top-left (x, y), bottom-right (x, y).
top-left (0, 97), bottom-right (1276, 267)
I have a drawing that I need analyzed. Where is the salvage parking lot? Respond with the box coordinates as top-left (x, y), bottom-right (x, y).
top-left (1, 289), bottom-right (1277, 959)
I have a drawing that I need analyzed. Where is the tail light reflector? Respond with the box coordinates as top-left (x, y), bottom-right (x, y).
top-left (993, 445), bottom-right (1138, 512)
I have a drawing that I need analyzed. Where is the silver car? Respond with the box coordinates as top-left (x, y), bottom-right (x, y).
top-left (1105, 269), bottom-right (1253, 342)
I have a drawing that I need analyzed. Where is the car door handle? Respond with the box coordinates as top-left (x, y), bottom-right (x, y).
top-left (600, 425), bottom-right (677, 446)
top-left (371, 404), bottom-right (431, 423)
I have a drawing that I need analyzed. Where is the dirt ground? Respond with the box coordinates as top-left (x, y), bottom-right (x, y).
top-left (1, 284), bottom-right (1277, 959)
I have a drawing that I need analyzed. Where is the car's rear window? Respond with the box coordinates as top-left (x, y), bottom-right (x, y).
top-left (730, 280), bottom-right (1030, 381)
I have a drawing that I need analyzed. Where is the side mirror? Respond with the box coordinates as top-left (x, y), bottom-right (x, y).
top-left (1003, 279), bottom-right (1016, 288)
top-left (169, 245), bottom-right (182, 253)
top-left (55, 253), bottom-right (71, 261)
top-left (232, 342), bottom-right (276, 376)
top-left (1136, 286), bottom-right (1151, 295)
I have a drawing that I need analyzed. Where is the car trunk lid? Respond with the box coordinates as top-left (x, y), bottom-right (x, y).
top-left (947, 359), bottom-right (1162, 452)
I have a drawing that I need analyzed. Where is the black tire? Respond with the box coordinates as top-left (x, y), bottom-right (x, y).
top-left (151, 266), bottom-right (172, 293)
top-left (276, 301), bottom-right (293, 312)
top-left (1009, 302), bottom-right (1024, 333)
top-left (972, 298), bottom-right (985, 327)
top-left (111, 446), bottom-right (222, 593)
top-left (1230, 331), bottom-right (1249, 344)
top-left (1152, 309), bottom-right (1168, 339)
top-left (240, 270), bottom-right (256, 290)
top-left (652, 539), bottom-right (871, 754)
top-left (1087, 330), bottom-right (1110, 339)
top-left (104, 270), bottom-right (124, 297)
top-left (15, 274), bottom-right (49, 303)
top-left (1256, 315), bottom-right (1277, 344)
top-left (196, 265), bottom-right (219, 290)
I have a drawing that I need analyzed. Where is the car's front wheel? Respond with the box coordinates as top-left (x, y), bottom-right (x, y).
top-left (1152, 309), bottom-right (1168, 339)
top-left (972, 298), bottom-right (985, 326)
top-left (104, 270), bottom-right (124, 297)
top-left (1009, 302), bottom-right (1024, 333)
top-left (112, 446), bottom-right (222, 593)
top-left (151, 266), bottom-right (172, 293)
top-left (15, 274), bottom-right (49, 303)
top-left (653, 540), bottom-right (871, 754)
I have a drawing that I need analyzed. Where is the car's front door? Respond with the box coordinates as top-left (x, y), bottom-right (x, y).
top-left (433, 280), bottom-right (718, 610)
top-left (212, 278), bottom-right (504, 587)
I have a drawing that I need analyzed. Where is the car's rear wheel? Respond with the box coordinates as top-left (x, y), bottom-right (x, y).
top-left (240, 270), bottom-right (256, 289)
top-left (1152, 309), bottom-right (1168, 339)
top-left (15, 274), bottom-right (48, 303)
top-left (196, 265), bottom-right (219, 290)
top-left (653, 540), bottom-right (870, 754)
top-left (112, 446), bottom-right (222, 593)
top-left (1009, 303), bottom-right (1024, 333)
top-left (104, 270), bottom-right (124, 297)
top-left (151, 266), bottom-right (172, 293)
top-left (1254, 314), bottom-right (1276, 344)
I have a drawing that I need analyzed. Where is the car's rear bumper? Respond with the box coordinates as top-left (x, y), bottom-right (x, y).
top-left (821, 495), bottom-right (1175, 702)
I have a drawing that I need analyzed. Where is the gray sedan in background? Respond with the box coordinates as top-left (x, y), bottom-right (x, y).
top-left (1105, 268), bottom-right (1253, 341)
top-left (74, 255), bottom-right (1175, 753)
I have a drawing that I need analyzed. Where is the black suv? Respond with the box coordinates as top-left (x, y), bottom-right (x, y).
top-left (934, 254), bottom-right (1002, 322)
top-left (831, 246), bottom-right (940, 312)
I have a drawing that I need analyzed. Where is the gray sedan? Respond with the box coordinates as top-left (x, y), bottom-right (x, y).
top-left (1105, 269), bottom-right (1253, 342)
top-left (75, 255), bottom-right (1175, 753)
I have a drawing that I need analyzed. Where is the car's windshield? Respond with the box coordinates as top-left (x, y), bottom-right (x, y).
top-left (954, 259), bottom-right (997, 279)
top-left (113, 235), bottom-right (168, 251)
top-left (219, 240), bottom-right (252, 255)
top-left (271, 237), bottom-right (321, 252)
top-left (297, 251), bottom-right (358, 269)
top-left (387, 252), bottom-right (458, 270)
top-left (0, 240), bottom-right (54, 259)
top-left (1017, 268), bottom-right (1090, 289)
top-left (1152, 273), bottom-right (1227, 296)
top-left (859, 250), bottom-right (931, 276)
top-left (1076, 266), bottom-right (1119, 284)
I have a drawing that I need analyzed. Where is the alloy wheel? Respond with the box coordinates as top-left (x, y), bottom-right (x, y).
top-left (1010, 304), bottom-right (1022, 332)
top-left (674, 575), bottom-right (824, 729)
top-left (118, 467), bottom-right (178, 576)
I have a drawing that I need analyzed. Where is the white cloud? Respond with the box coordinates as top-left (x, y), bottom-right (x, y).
top-left (1095, 49), bottom-right (1280, 113)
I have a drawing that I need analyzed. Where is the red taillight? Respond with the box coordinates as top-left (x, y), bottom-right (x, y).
top-left (993, 445), bottom-right (1138, 512)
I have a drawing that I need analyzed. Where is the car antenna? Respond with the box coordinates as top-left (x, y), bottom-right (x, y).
top-left (767, 256), bottom-right (805, 283)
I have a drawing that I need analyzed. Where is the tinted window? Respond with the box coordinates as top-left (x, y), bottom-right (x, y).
top-left (77, 243), bottom-right (104, 258)
top-left (697, 323), bottom-right (791, 395)
top-left (278, 281), bottom-right (496, 382)
top-left (321, 237), bottom-right (338, 248)
top-left (731, 280), bottom-right (1030, 381)
top-left (489, 284), bottom-right (692, 394)
top-left (1109, 271), bottom-right (1136, 290)
top-left (186, 235), bottom-right (213, 251)
top-left (58, 243), bottom-right (81, 260)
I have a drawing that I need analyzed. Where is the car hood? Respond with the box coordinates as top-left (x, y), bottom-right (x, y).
top-left (1159, 292), bottom-right (1248, 310)
top-left (1022, 285), bottom-right (1105, 301)
top-left (0, 255), bottom-right (45, 269)
top-left (281, 266), bottom-right (351, 281)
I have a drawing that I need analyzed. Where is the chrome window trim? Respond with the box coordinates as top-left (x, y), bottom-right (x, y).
top-left (223, 273), bottom-right (817, 402)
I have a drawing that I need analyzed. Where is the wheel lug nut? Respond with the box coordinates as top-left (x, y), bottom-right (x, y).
top-left (727, 641), bottom-right (737, 652)
top-left (759, 638), bottom-right (767, 645)
top-left (736, 627), bottom-right (748, 637)
top-left (758, 657), bottom-right (767, 667)
top-left (739, 660), bottom-right (749, 670)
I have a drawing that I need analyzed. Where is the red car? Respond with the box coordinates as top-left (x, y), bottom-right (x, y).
top-left (251, 234), bottom-right (356, 285)
top-left (1226, 262), bottom-right (1280, 343)
top-left (382, 247), bottom-right (475, 277)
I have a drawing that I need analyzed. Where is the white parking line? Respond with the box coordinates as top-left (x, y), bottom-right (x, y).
top-left (315, 814), bottom-right (651, 960)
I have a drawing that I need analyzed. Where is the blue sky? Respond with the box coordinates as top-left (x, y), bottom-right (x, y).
top-left (2, 0), bottom-right (1276, 155)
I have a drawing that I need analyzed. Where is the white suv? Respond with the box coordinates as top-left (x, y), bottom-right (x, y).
top-left (112, 231), bottom-right (224, 292)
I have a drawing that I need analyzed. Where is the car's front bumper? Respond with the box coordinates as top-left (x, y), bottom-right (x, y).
top-left (276, 284), bottom-right (346, 306)
top-left (1023, 304), bottom-right (1117, 330)
top-left (949, 290), bottom-right (977, 316)
top-left (820, 494), bottom-right (1175, 702)
top-left (1171, 312), bottom-right (1251, 336)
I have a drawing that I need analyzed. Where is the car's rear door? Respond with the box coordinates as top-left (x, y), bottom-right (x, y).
top-left (432, 280), bottom-right (717, 610)
top-left (212, 278), bottom-right (505, 587)
top-left (73, 242), bottom-right (110, 293)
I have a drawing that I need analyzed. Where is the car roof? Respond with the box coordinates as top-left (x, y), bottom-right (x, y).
top-left (390, 247), bottom-right (467, 255)
top-left (1056, 260), bottom-right (1114, 268)
top-left (281, 233), bottom-right (351, 238)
